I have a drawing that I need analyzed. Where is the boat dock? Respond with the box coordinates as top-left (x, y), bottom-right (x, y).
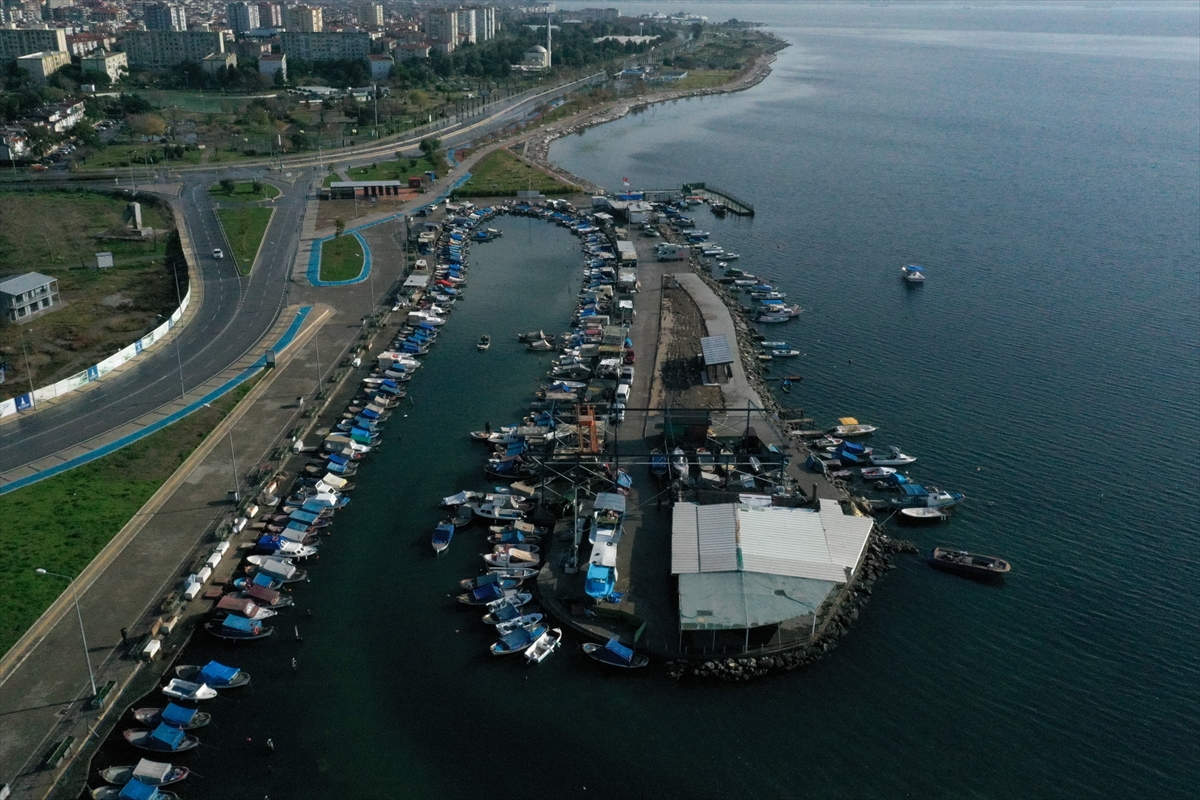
top-left (683, 182), bottom-right (755, 216)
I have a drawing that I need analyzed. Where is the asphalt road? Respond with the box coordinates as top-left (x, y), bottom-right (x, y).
top-left (0, 169), bottom-right (311, 473)
top-left (0, 72), bottom-right (605, 477)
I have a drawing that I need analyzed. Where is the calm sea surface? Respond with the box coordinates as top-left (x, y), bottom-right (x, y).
top-left (114, 4), bottom-right (1198, 799)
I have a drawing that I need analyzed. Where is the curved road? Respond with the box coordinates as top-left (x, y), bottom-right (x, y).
top-left (0, 169), bottom-right (312, 473)
top-left (0, 72), bottom-right (607, 478)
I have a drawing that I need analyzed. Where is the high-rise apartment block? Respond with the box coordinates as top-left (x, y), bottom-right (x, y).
top-left (143, 2), bottom-right (187, 32)
top-left (425, 9), bottom-right (457, 53)
top-left (258, 2), bottom-right (282, 28)
top-left (279, 31), bottom-right (368, 61)
top-left (0, 28), bottom-right (68, 61)
top-left (456, 9), bottom-right (476, 44)
top-left (359, 2), bottom-right (383, 27)
top-left (122, 30), bottom-right (224, 66)
top-left (286, 5), bottom-right (322, 33)
top-left (227, 2), bottom-right (260, 35)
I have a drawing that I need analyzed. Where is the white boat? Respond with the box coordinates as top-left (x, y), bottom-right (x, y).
top-left (723, 252), bottom-right (740, 260)
top-left (161, 679), bottom-right (216, 702)
top-left (477, 334), bottom-right (491, 351)
top-left (98, 759), bottom-right (190, 788)
top-left (902, 264), bottom-right (926, 283)
top-left (759, 341), bottom-right (787, 349)
top-left (756, 313), bottom-right (789, 324)
top-left (831, 417), bottom-right (878, 438)
top-left (492, 543), bottom-right (540, 556)
top-left (483, 549), bottom-right (539, 569)
top-left (771, 349), bottom-right (801, 358)
top-left (467, 495), bottom-right (526, 521)
top-left (517, 330), bottom-right (546, 342)
top-left (441, 489), bottom-right (482, 506)
top-left (869, 446), bottom-right (917, 466)
top-left (495, 613), bottom-right (546, 636)
top-left (670, 447), bottom-right (688, 480)
top-left (860, 466), bottom-right (897, 480)
top-left (526, 339), bottom-right (555, 352)
top-left (524, 628), bottom-right (563, 664)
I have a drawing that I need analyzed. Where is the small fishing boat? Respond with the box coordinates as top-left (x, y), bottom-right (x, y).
top-left (441, 489), bottom-right (482, 506)
top-left (123, 723), bottom-right (200, 753)
top-left (451, 505), bottom-right (474, 527)
top-left (771, 349), bottom-right (802, 358)
top-left (477, 334), bottom-right (491, 351)
top-left (650, 449), bottom-right (669, 480)
top-left (98, 759), bottom-right (189, 788)
top-left (759, 341), bottom-right (787, 349)
top-left (902, 264), bottom-right (926, 283)
top-left (526, 338), bottom-right (556, 352)
top-left (467, 495), bottom-right (527, 521)
top-left (889, 484), bottom-right (965, 509)
top-left (133, 704), bottom-right (211, 731)
top-left (830, 417), bottom-right (878, 438)
top-left (671, 447), bottom-right (689, 480)
top-left (485, 566), bottom-right (540, 580)
top-left (899, 507), bottom-right (950, 524)
top-left (492, 542), bottom-right (540, 556)
top-left (490, 624), bottom-right (548, 656)
top-left (92, 779), bottom-right (181, 800)
top-left (524, 628), bottom-right (563, 664)
top-left (160, 679), bottom-right (216, 703)
top-left (174, 661), bottom-right (251, 689)
top-left (517, 330), bottom-right (546, 342)
top-left (458, 572), bottom-right (523, 592)
top-left (212, 595), bottom-right (277, 621)
top-left (495, 613), bottom-right (546, 636)
top-left (869, 446), bottom-right (917, 466)
top-left (483, 548), bottom-right (539, 569)
top-left (432, 521), bottom-right (455, 555)
top-left (929, 546), bottom-right (1010, 578)
top-left (482, 595), bottom-right (534, 624)
top-left (204, 614), bottom-right (273, 641)
top-left (457, 582), bottom-right (524, 606)
top-left (860, 466), bottom-right (897, 481)
top-left (582, 638), bottom-right (649, 669)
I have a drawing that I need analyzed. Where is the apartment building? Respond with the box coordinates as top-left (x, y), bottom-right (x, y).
top-left (279, 31), bottom-right (368, 62)
top-left (122, 30), bottom-right (224, 67)
top-left (143, 2), bottom-right (187, 32)
top-left (0, 28), bottom-right (68, 62)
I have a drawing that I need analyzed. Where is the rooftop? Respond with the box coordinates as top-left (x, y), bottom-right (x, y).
top-left (0, 272), bottom-right (56, 296)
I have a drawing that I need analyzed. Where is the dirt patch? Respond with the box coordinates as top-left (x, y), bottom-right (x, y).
top-left (655, 280), bottom-right (722, 410)
top-left (100, 293), bottom-right (133, 308)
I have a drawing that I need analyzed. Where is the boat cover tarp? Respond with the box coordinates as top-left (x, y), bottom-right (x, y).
top-left (199, 661), bottom-right (241, 684)
top-left (604, 638), bottom-right (635, 663)
top-left (216, 596), bottom-right (254, 615)
top-left (899, 484), bottom-right (929, 497)
top-left (251, 572), bottom-right (278, 588)
top-left (132, 759), bottom-right (172, 783)
top-left (593, 492), bottom-right (627, 514)
top-left (161, 703), bottom-right (198, 726)
top-left (290, 510), bottom-right (320, 524)
top-left (258, 559), bottom-right (297, 579)
top-left (119, 779), bottom-right (160, 800)
top-left (149, 722), bottom-right (186, 749)
top-left (471, 583), bottom-right (503, 602)
top-left (247, 584), bottom-right (281, 604)
top-left (222, 618), bottom-right (259, 633)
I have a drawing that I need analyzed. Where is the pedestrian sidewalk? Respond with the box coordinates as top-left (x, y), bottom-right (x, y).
top-left (0, 303), bottom-right (339, 799)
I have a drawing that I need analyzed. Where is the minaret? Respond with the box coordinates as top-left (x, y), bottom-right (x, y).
top-left (546, 12), bottom-right (552, 68)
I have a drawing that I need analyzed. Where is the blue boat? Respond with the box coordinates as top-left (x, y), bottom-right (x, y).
top-left (490, 624), bottom-right (547, 656)
top-left (123, 722), bottom-right (199, 753)
top-left (432, 521), bottom-right (455, 555)
top-left (174, 660), bottom-right (251, 689)
top-left (888, 483), bottom-right (965, 509)
top-left (116, 777), bottom-right (176, 800)
top-left (582, 638), bottom-right (650, 669)
top-left (205, 614), bottom-right (272, 641)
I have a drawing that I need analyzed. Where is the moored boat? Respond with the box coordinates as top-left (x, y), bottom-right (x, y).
top-left (98, 759), bottom-right (189, 788)
top-left (92, 779), bottom-right (181, 800)
top-left (160, 679), bottom-right (216, 703)
top-left (174, 661), bottom-right (251, 689)
top-left (432, 521), bottom-right (455, 555)
top-left (928, 546), bottom-right (1010, 577)
top-left (830, 417), bottom-right (878, 438)
top-left (902, 264), bottom-right (926, 283)
top-left (582, 638), bottom-right (649, 669)
top-left (869, 445), bottom-right (917, 466)
top-left (490, 624), bottom-right (548, 656)
top-left (132, 704), bottom-right (210, 731)
top-left (477, 334), bottom-right (491, 351)
top-left (204, 614), bottom-right (273, 641)
top-left (899, 507), bottom-right (950, 524)
top-left (123, 723), bottom-right (200, 753)
top-left (524, 627), bottom-right (563, 664)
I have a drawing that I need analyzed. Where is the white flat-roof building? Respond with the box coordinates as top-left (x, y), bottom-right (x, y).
top-left (80, 50), bottom-right (128, 84)
top-left (259, 52), bottom-right (286, 80)
top-left (16, 50), bottom-right (71, 84)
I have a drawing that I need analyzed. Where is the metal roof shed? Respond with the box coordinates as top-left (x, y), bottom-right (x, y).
top-left (700, 335), bottom-right (734, 366)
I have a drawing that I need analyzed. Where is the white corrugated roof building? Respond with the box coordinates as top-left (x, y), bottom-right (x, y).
top-left (671, 501), bottom-right (873, 631)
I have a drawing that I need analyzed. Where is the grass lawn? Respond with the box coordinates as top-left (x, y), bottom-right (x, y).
top-left (216, 207), bottom-right (273, 274)
top-left (322, 172), bottom-right (339, 188)
top-left (319, 233), bottom-right (364, 282)
top-left (344, 153), bottom-right (443, 182)
top-left (0, 381), bottom-right (254, 656)
top-left (456, 149), bottom-right (579, 198)
top-left (209, 181), bottom-right (281, 200)
top-left (668, 70), bottom-right (739, 91)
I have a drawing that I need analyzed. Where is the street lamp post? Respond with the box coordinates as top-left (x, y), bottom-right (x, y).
top-left (35, 569), bottom-right (97, 697)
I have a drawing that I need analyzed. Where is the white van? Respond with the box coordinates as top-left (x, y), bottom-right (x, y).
top-left (615, 384), bottom-right (631, 404)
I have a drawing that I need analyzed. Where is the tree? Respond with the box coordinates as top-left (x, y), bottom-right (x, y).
top-left (419, 137), bottom-right (440, 157)
top-left (69, 121), bottom-right (99, 147)
top-left (127, 113), bottom-right (166, 137)
top-left (334, 219), bottom-right (345, 238)
top-left (252, 180), bottom-right (264, 194)
top-left (219, 178), bottom-right (236, 195)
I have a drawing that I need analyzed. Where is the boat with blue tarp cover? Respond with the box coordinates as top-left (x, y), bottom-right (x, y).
top-left (174, 661), bottom-right (250, 689)
top-left (98, 759), bottom-right (189, 789)
top-left (92, 777), bottom-right (182, 800)
top-left (205, 613), bottom-right (273, 641)
top-left (132, 703), bottom-right (211, 730)
top-left (123, 722), bottom-right (200, 753)
top-left (582, 637), bottom-right (649, 669)
top-left (432, 521), bottom-right (455, 555)
top-left (887, 483), bottom-right (965, 509)
top-left (490, 624), bottom-right (548, 656)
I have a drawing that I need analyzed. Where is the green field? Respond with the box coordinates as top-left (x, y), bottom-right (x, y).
top-left (216, 207), bottom-right (273, 275)
top-left (209, 181), bottom-right (281, 200)
top-left (0, 383), bottom-right (252, 656)
top-left (345, 154), bottom-right (442, 182)
top-left (455, 149), bottom-right (579, 198)
top-left (319, 233), bottom-right (365, 282)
